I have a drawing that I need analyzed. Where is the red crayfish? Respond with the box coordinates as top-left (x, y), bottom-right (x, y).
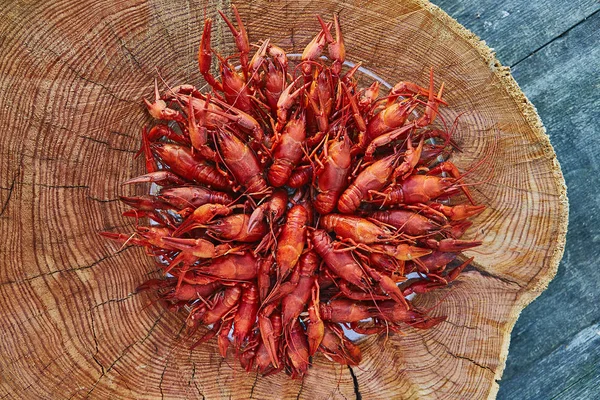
top-left (103, 8), bottom-right (487, 379)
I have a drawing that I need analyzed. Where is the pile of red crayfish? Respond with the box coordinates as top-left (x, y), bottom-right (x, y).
top-left (102, 7), bottom-right (486, 378)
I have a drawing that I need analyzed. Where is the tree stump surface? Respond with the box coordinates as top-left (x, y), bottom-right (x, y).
top-left (0, 0), bottom-right (567, 399)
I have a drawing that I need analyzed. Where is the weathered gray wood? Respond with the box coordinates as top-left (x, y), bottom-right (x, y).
top-left (431, 0), bottom-right (600, 66)
top-left (502, 321), bottom-right (600, 400)
top-left (430, 2), bottom-right (600, 399)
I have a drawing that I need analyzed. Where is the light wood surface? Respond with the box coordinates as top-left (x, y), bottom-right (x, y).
top-left (0, 0), bottom-right (567, 398)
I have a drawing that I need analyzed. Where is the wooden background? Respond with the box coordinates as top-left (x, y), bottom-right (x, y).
top-left (429, 0), bottom-right (599, 398)
top-left (0, 0), bottom-right (586, 398)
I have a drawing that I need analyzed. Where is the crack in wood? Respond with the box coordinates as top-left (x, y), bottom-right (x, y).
top-left (194, 382), bottom-right (206, 400)
top-left (45, 48), bottom-right (137, 104)
top-left (78, 135), bottom-right (139, 154)
top-left (0, 173), bottom-right (18, 217)
top-left (445, 349), bottom-right (495, 374)
top-left (158, 360), bottom-right (168, 400)
top-left (454, 253), bottom-right (523, 289)
top-left (147, 1), bottom-right (182, 72)
top-left (429, 337), bottom-right (495, 375)
top-left (141, 311), bottom-right (166, 344)
top-left (464, 265), bottom-right (523, 288)
top-left (248, 372), bottom-right (259, 399)
top-left (187, 348), bottom-right (198, 386)
top-left (105, 341), bottom-right (137, 373)
top-left (510, 8), bottom-right (600, 68)
top-left (77, 134), bottom-right (138, 153)
top-left (28, 115), bottom-right (77, 134)
top-left (414, 339), bottom-right (486, 392)
top-left (79, 135), bottom-right (110, 146)
top-left (549, 367), bottom-right (597, 400)
top-left (189, 358), bottom-right (206, 399)
top-left (86, 311), bottom-right (165, 397)
top-left (442, 319), bottom-right (480, 331)
top-left (88, 293), bottom-right (136, 311)
top-left (105, 20), bottom-right (146, 74)
top-left (0, 249), bottom-right (127, 287)
top-left (347, 366), bottom-right (362, 400)
top-left (87, 311), bottom-right (107, 397)
top-left (88, 321), bottom-right (148, 394)
top-left (89, 312), bottom-right (104, 372)
top-left (189, 359), bottom-right (196, 386)
top-left (295, 375), bottom-right (305, 400)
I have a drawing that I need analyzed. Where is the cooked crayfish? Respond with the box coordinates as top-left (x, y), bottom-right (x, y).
top-left (104, 10), bottom-right (488, 380)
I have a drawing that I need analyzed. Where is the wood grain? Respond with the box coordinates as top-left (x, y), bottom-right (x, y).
top-left (0, 0), bottom-right (567, 399)
top-left (431, 0), bottom-right (600, 66)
